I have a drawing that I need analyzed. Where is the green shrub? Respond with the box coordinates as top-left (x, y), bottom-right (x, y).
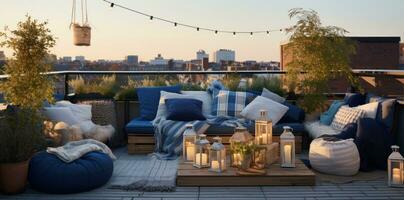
top-left (247, 76), bottom-right (286, 96)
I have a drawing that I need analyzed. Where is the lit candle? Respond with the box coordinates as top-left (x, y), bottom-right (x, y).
top-left (211, 160), bottom-right (225, 171)
top-left (392, 168), bottom-right (401, 184)
top-left (186, 145), bottom-right (195, 161)
top-left (195, 153), bottom-right (208, 166)
top-left (284, 144), bottom-right (292, 164)
top-left (234, 153), bottom-right (242, 165)
top-left (262, 133), bottom-right (268, 145)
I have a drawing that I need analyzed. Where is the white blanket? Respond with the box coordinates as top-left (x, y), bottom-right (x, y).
top-left (47, 139), bottom-right (116, 163)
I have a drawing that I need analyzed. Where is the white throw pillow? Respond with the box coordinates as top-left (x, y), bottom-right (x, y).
top-left (155, 91), bottom-right (210, 120)
top-left (181, 91), bottom-right (212, 116)
top-left (43, 107), bottom-right (80, 125)
top-left (240, 96), bottom-right (289, 125)
top-left (355, 102), bottom-right (378, 119)
top-left (261, 88), bottom-right (285, 103)
top-left (304, 121), bottom-right (340, 139)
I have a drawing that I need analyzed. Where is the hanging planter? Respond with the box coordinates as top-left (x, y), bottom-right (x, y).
top-left (71, 0), bottom-right (91, 46)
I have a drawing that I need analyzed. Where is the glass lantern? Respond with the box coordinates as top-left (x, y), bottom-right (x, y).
top-left (183, 124), bottom-right (197, 163)
top-left (255, 110), bottom-right (273, 145)
top-left (388, 145), bottom-right (404, 187)
top-left (280, 126), bottom-right (295, 168)
top-left (193, 134), bottom-right (210, 168)
top-left (253, 145), bottom-right (267, 169)
top-left (209, 137), bottom-right (226, 173)
top-left (230, 127), bottom-right (254, 168)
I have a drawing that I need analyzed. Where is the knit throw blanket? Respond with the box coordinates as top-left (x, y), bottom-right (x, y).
top-left (47, 139), bottom-right (116, 163)
top-left (152, 115), bottom-right (252, 160)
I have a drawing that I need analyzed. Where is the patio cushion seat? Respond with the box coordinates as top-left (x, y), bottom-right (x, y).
top-left (28, 151), bottom-right (113, 194)
top-left (125, 118), bottom-right (155, 134)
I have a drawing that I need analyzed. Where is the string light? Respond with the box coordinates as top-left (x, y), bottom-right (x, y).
top-left (102, 0), bottom-right (284, 36)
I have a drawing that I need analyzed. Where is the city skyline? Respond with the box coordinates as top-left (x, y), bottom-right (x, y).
top-left (1, 0), bottom-right (403, 61)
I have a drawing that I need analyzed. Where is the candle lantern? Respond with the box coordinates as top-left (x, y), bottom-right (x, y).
top-left (255, 110), bottom-right (272, 145)
top-left (183, 124), bottom-right (197, 163)
top-left (253, 145), bottom-right (267, 169)
top-left (193, 134), bottom-right (210, 168)
top-left (280, 126), bottom-right (295, 168)
top-left (209, 137), bottom-right (226, 173)
top-left (230, 127), bottom-right (254, 168)
top-left (388, 145), bottom-right (404, 187)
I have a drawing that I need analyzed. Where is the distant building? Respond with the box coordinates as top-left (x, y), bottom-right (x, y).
top-left (62, 56), bottom-right (72, 62)
top-left (213, 49), bottom-right (235, 63)
top-left (150, 54), bottom-right (170, 66)
top-left (0, 51), bottom-right (5, 61)
top-left (400, 43), bottom-right (404, 65)
top-left (125, 55), bottom-right (139, 65)
top-left (75, 56), bottom-right (85, 62)
top-left (196, 50), bottom-right (209, 61)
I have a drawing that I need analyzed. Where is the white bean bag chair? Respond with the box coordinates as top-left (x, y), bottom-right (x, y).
top-left (309, 138), bottom-right (360, 176)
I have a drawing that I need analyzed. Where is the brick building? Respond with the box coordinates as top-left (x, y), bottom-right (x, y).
top-left (280, 37), bottom-right (403, 95)
top-left (400, 43), bottom-right (404, 66)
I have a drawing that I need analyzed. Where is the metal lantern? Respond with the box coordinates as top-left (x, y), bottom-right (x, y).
top-left (230, 127), bottom-right (254, 168)
top-left (388, 145), bottom-right (404, 187)
top-left (255, 110), bottom-right (272, 145)
top-left (193, 134), bottom-right (210, 168)
top-left (280, 126), bottom-right (295, 168)
top-left (253, 145), bottom-right (267, 169)
top-left (183, 124), bottom-right (197, 163)
top-left (209, 137), bottom-right (226, 173)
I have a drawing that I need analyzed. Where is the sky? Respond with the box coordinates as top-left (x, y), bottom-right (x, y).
top-left (0, 0), bottom-right (403, 62)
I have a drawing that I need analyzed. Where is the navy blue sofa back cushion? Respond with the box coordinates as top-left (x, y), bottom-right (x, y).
top-left (279, 102), bottom-right (305, 123)
top-left (355, 118), bottom-right (393, 171)
top-left (136, 85), bottom-right (181, 120)
top-left (344, 93), bottom-right (366, 107)
top-left (376, 98), bottom-right (396, 133)
top-left (165, 98), bottom-right (206, 121)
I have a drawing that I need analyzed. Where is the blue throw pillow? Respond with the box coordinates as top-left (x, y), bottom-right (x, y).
top-left (344, 93), bottom-right (365, 107)
top-left (211, 90), bottom-right (255, 117)
top-left (319, 100), bottom-right (345, 125)
top-left (335, 123), bottom-right (357, 140)
top-left (279, 102), bottom-right (305, 123)
top-left (136, 85), bottom-right (181, 120)
top-left (165, 98), bottom-right (206, 121)
top-left (355, 118), bottom-right (393, 171)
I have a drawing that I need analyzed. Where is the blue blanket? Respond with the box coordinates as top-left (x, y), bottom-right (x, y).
top-left (152, 115), bottom-right (252, 160)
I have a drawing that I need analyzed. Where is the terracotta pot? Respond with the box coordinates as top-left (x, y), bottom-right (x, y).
top-left (0, 160), bottom-right (29, 194)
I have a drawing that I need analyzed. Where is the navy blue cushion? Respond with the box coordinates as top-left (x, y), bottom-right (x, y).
top-left (319, 100), bottom-right (345, 125)
top-left (205, 124), bottom-right (237, 135)
top-left (137, 85), bottom-right (181, 120)
top-left (335, 123), bottom-right (357, 140)
top-left (29, 151), bottom-right (113, 194)
top-left (355, 118), bottom-right (393, 171)
top-left (165, 98), bottom-right (206, 121)
top-left (376, 98), bottom-right (396, 133)
top-left (279, 102), bottom-right (305, 123)
top-left (125, 118), bottom-right (154, 134)
top-left (344, 93), bottom-right (366, 107)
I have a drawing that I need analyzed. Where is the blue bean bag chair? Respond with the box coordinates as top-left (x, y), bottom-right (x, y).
top-left (28, 151), bottom-right (113, 194)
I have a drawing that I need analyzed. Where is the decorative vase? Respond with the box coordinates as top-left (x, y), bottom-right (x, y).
top-left (0, 160), bottom-right (29, 194)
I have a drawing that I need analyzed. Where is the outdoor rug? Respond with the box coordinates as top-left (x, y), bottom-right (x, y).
top-left (108, 155), bottom-right (178, 192)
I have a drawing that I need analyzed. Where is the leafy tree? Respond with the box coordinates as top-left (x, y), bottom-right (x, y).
top-left (285, 8), bottom-right (360, 112)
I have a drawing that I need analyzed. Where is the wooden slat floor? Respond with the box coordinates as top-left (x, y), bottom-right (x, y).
top-left (1, 148), bottom-right (404, 200)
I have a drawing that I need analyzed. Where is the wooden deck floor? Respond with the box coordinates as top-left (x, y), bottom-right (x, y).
top-left (1, 148), bottom-right (404, 200)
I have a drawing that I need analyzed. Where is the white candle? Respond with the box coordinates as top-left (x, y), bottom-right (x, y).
top-left (284, 144), bottom-right (292, 164)
top-left (262, 133), bottom-right (268, 145)
top-left (186, 146), bottom-right (195, 161)
top-left (195, 153), bottom-right (208, 166)
top-left (234, 153), bottom-right (242, 165)
top-left (211, 160), bottom-right (225, 171)
top-left (392, 168), bottom-right (401, 184)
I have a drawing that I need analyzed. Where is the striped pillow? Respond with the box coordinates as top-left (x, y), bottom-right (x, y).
top-left (211, 90), bottom-right (255, 117)
top-left (331, 106), bottom-right (364, 130)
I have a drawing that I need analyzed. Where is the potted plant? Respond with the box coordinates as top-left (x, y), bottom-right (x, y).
top-left (0, 16), bottom-right (55, 194)
top-left (284, 8), bottom-right (360, 113)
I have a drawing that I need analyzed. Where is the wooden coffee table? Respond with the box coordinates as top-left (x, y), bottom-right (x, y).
top-left (177, 159), bottom-right (315, 186)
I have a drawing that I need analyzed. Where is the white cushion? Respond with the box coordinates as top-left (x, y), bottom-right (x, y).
top-left (55, 101), bottom-right (92, 121)
top-left (77, 120), bottom-right (96, 134)
top-left (304, 121), bottom-right (340, 139)
top-left (331, 106), bottom-right (364, 131)
top-left (261, 88), bottom-right (285, 103)
top-left (355, 102), bottom-right (378, 119)
top-left (240, 96), bottom-right (288, 125)
top-left (181, 91), bottom-right (212, 116)
top-left (309, 138), bottom-right (360, 176)
top-left (43, 107), bottom-right (80, 125)
top-left (155, 91), bottom-right (211, 120)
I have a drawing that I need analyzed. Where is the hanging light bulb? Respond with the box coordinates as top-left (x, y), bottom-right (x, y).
top-left (233, 32), bottom-right (236, 36)
top-left (250, 32), bottom-right (253, 37)
top-left (197, 27), bottom-right (200, 31)
top-left (174, 22), bottom-right (177, 27)
top-left (215, 30), bottom-right (218, 34)
top-left (110, 3), bottom-right (114, 7)
top-left (267, 31), bottom-right (270, 35)
top-left (150, 16), bottom-right (154, 20)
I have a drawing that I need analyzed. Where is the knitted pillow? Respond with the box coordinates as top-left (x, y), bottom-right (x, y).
top-left (331, 106), bottom-right (364, 131)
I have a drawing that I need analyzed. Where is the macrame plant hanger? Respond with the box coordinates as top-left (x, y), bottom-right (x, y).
top-left (71, 0), bottom-right (91, 46)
